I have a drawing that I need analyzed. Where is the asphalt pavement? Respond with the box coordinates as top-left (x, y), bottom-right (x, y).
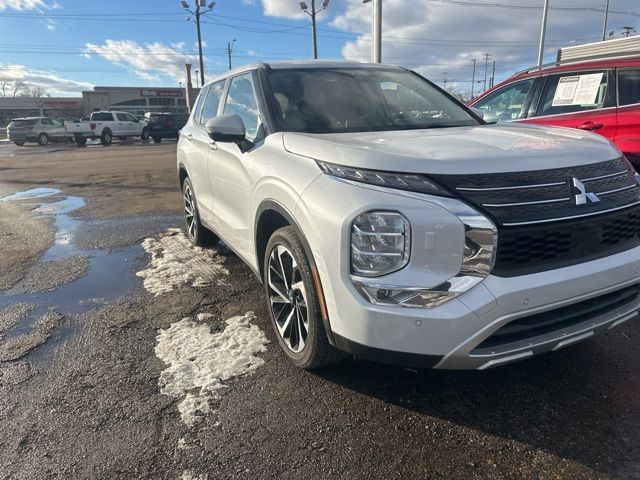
top-left (0, 139), bottom-right (637, 480)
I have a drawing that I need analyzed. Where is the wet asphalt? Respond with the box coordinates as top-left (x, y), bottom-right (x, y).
top-left (0, 139), bottom-right (638, 480)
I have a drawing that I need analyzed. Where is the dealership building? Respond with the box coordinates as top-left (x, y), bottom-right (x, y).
top-left (0, 85), bottom-right (197, 126)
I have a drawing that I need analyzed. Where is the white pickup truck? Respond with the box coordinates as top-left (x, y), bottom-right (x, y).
top-left (65, 110), bottom-right (149, 146)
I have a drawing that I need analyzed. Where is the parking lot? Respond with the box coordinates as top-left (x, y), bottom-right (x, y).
top-left (0, 139), bottom-right (638, 480)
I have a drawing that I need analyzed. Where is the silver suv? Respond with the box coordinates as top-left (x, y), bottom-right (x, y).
top-left (7, 117), bottom-right (68, 146)
top-left (177, 61), bottom-right (640, 370)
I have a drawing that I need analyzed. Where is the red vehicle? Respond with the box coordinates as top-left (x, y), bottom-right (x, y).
top-left (470, 43), bottom-right (640, 169)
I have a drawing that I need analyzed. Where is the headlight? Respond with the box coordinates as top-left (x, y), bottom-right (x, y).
top-left (351, 211), bottom-right (410, 276)
top-left (317, 161), bottom-right (451, 196)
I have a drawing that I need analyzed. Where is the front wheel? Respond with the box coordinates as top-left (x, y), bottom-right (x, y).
top-left (37, 133), bottom-right (48, 146)
top-left (153, 136), bottom-right (162, 144)
top-left (182, 177), bottom-right (219, 247)
top-left (141, 127), bottom-right (149, 141)
top-left (74, 136), bottom-right (87, 147)
top-left (264, 227), bottom-right (345, 369)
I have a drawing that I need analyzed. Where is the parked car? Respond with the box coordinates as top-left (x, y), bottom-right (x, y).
top-left (147, 113), bottom-right (189, 143)
top-left (469, 57), bottom-right (640, 169)
top-left (65, 111), bottom-right (149, 146)
top-left (7, 117), bottom-right (69, 146)
top-left (178, 61), bottom-right (640, 370)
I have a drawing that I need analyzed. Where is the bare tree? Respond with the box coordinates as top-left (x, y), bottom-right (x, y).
top-left (0, 77), bottom-right (29, 97)
top-left (27, 86), bottom-right (47, 98)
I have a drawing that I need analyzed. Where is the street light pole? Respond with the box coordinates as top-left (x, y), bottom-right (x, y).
top-left (537, 0), bottom-right (550, 67)
top-left (470, 59), bottom-right (476, 98)
top-left (482, 53), bottom-right (490, 92)
top-left (300, 0), bottom-right (329, 60)
top-left (363, 0), bottom-right (381, 63)
top-left (601, 0), bottom-right (610, 41)
top-left (181, 1), bottom-right (216, 88)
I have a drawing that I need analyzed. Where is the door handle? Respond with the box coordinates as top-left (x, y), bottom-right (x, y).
top-left (208, 140), bottom-right (217, 150)
top-left (185, 133), bottom-right (193, 141)
top-left (576, 121), bottom-right (604, 131)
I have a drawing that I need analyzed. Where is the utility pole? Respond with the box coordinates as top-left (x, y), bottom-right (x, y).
top-left (537, 0), bottom-right (550, 66)
top-left (181, 1), bottom-right (216, 88)
top-left (622, 26), bottom-right (636, 37)
top-left (442, 72), bottom-right (448, 90)
top-left (490, 60), bottom-right (496, 88)
top-left (227, 39), bottom-right (236, 70)
top-left (363, 0), bottom-right (382, 63)
top-left (470, 59), bottom-right (476, 98)
top-left (482, 53), bottom-right (491, 92)
top-left (601, 0), bottom-right (610, 41)
top-left (195, 70), bottom-right (199, 88)
top-left (300, 0), bottom-right (330, 59)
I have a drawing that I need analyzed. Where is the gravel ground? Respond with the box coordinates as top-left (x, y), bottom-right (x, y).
top-left (0, 140), bottom-right (637, 480)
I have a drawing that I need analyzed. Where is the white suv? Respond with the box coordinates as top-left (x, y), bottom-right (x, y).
top-left (177, 61), bottom-right (640, 370)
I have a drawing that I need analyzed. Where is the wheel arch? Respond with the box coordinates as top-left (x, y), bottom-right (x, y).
top-left (255, 199), bottom-right (336, 345)
top-left (178, 162), bottom-right (190, 190)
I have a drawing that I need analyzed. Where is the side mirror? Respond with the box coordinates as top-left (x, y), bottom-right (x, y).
top-left (470, 107), bottom-right (485, 119)
top-left (206, 115), bottom-right (246, 143)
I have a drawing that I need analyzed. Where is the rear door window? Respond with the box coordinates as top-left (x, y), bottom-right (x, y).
top-left (10, 119), bottom-right (38, 127)
top-left (40, 118), bottom-right (53, 125)
top-left (92, 112), bottom-right (114, 121)
top-left (473, 79), bottom-right (537, 122)
top-left (116, 113), bottom-right (129, 121)
top-left (536, 70), bottom-right (613, 117)
top-left (618, 68), bottom-right (640, 106)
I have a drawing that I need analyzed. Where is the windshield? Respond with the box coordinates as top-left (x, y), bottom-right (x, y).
top-left (266, 68), bottom-right (478, 134)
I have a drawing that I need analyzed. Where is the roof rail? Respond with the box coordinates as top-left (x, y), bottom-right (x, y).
top-left (512, 35), bottom-right (640, 78)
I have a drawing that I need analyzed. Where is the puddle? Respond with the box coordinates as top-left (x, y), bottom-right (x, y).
top-left (0, 188), bottom-right (144, 340)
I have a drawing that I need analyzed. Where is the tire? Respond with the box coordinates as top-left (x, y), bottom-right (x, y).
top-left (153, 136), bottom-right (162, 144)
top-left (141, 127), bottom-right (149, 141)
top-left (74, 136), bottom-right (87, 147)
top-left (264, 226), bottom-right (345, 369)
top-left (37, 133), bottom-right (48, 146)
top-left (13, 140), bottom-right (25, 146)
top-left (182, 177), bottom-right (219, 247)
top-left (100, 130), bottom-right (112, 146)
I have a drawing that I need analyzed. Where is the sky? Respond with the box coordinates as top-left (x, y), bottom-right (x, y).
top-left (0, 0), bottom-right (639, 97)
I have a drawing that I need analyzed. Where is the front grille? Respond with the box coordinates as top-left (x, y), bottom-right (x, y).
top-left (494, 205), bottom-right (640, 276)
top-left (476, 284), bottom-right (639, 350)
top-left (432, 158), bottom-right (640, 275)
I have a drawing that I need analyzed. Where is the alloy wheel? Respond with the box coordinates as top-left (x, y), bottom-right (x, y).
top-left (267, 244), bottom-right (309, 353)
top-left (183, 184), bottom-right (198, 240)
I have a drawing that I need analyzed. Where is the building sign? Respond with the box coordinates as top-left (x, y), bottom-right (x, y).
top-left (140, 89), bottom-right (183, 98)
top-left (552, 73), bottom-right (604, 106)
top-left (41, 99), bottom-right (82, 107)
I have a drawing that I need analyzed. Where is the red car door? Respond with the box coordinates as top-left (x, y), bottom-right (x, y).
top-left (523, 69), bottom-right (618, 142)
top-left (615, 68), bottom-right (640, 166)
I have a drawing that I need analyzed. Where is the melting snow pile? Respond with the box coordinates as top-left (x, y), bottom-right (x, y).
top-left (137, 228), bottom-right (228, 296)
top-left (155, 311), bottom-right (268, 427)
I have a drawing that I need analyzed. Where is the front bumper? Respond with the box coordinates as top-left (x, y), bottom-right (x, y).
top-left (298, 174), bottom-right (640, 370)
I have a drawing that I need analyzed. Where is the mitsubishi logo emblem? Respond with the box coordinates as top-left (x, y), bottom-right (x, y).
top-left (570, 177), bottom-right (600, 205)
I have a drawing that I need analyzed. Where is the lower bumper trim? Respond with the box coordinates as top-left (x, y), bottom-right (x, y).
top-left (333, 333), bottom-right (442, 369)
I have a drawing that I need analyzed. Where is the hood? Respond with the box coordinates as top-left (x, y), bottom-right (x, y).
top-left (282, 123), bottom-right (620, 175)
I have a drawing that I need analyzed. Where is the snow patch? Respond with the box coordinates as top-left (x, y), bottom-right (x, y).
top-left (181, 471), bottom-right (207, 480)
top-left (137, 228), bottom-right (228, 296)
top-left (155, 311), bottom-right (268, 428)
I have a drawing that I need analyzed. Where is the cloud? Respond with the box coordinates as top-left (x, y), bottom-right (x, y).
top-left (84, 40), bottom-right (199, 82)
top-left (331, 0), bottom-right (640, 96)
top-left (0, 64), bottom-right (93, 95)
top-left (260, 0), bottom-right (307, 19)
top-left (0, 0), bottom-right (58, 11)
